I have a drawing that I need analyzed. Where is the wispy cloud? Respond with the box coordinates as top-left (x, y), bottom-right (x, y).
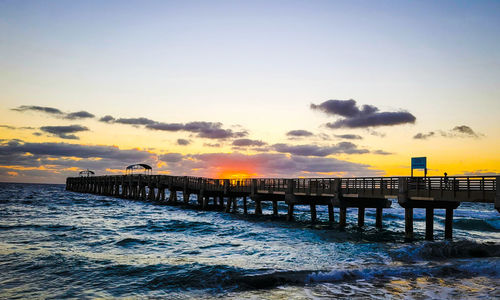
top-left (414, 125), bottom-right (483, 140)
top-left (12, 105), bottom-right (95, 120)
top-left (286, 130), bottom-right (314, 137)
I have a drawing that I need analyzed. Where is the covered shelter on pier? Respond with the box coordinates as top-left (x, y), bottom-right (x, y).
top-left (126, 164), bottom-right (152, 175)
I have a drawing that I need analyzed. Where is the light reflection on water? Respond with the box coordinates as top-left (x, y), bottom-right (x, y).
top-left (0, 183), bottom-right (498, 299)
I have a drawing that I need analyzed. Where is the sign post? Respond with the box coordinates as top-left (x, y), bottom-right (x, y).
top-left (411, 157), bottom-right (427, 177)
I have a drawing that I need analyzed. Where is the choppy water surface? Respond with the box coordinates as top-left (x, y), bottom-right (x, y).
top-left (0, 183), bottom-right (498, 299)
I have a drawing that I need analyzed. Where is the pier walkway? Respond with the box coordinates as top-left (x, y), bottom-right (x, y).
top-left (66, 175), bottom-right (499, 240)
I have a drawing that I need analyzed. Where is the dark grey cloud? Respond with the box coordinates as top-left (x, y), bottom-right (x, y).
top-left (115, 117), bottom-right (156, 126)
top-left (272, 142), bottom-right (369, 157)
top-left (185, 122), bottom-right (248, 139)
top-left (40, 125), bottom-right (89, 140)
top-left (0, 139), bottom-right (156, 183)
top-left (64, 111), bottom-right (95, 120)
top-left (286, 130), bottom-right (314, 137)
top-left (146, 122), bottom-right (184, 131)
top-left (335, 134), bottom-right (363, 140)
top-left (159, 153), bottom-right (183, 163)
top-left (99, 115), bottom-right (115, 123)
top-left (177, 139), bottom-right (191, 146)
top-left (33, 132), bottom-right (42, 136)
top-left (414, 125), bottom-right (482, 140)
top-left (311, 99), bottom-right (416, 128)
top-left (99, 114), bottom-right (248, 140)
top-left (146, 121), bottom-right (248, 139)
top-left (232, 139), bottom-right (267, 147)
top-left (12, 105), bottom-right (64, 115)
top-left (0, 140), bottom-right (154, 162)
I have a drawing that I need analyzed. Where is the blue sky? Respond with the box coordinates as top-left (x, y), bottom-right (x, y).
top-left (1, 0), bottom-right (499, 182)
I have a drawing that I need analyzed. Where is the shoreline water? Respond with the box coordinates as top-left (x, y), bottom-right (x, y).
top-left (0, 183), bottom-right (498, 299)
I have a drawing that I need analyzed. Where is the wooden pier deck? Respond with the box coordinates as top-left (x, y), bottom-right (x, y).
top-left (66, 175), bottom-right (499, 240)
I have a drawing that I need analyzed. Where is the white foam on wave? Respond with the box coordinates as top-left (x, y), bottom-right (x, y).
top-left (306, 259), bottom-right (499, 284)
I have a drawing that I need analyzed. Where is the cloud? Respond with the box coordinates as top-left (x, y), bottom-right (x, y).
top-left (0, 140), bottom-right (154, 164)
top-left (12, 105), bottom-right (95, 120)
top-left (180, 152), bottom-right (382, 177)
top-left (146, 122), bottom-right (184, 131)
top-left (64, 111), bottom-right (95, 120)
top-left (232, 139), bottom-right (267, 147)
top-left (286, 130), bottom-right (314, 137)
top-left (203, 143), bottom-right (221, 147)
top-left (272, 142), bottom-right (369, 157)
top-left (372, 150), bottom-right (393, 155)
top-left (413, 132), bottom-right (435, 140)
top-left (177, 139), bottom-right (191, 146)
top-left (452, 125), bottom-right (480, 138)
top-left (334, 134), bottom-right (363, 140)
top-left (0, 139), bottom-right (383, 183)
top-left (311, 99), bottom-right (416, 128)
top-left (147, 121), bottom-right (247, 139)
top-left (100, 115), bottom-right (248, 140)
top-left (12, 105), bottom-right (64, 115)
top-left (40, 125), bottom-right (89, 140)
top-left (0, 125), bottom-right (36, 130)
top-left (0, 140), bottom-right (157, 183)
top-left (99, 115), bottom-right (115, 123)
top-left (159, 153), bottom-right (183, 163)
top-left (414, 125), bottom-right (482, 140)
top-left (115, 117), bottom-right (156, 125)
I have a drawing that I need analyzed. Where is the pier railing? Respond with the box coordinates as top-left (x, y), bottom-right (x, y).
top-left (66, 175), bottom-right (498, 203)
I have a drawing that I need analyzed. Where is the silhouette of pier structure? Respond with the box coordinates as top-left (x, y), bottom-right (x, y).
top-left (66, 174), bottom-right (499, 240)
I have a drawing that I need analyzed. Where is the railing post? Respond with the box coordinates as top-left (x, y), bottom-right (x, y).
top-left (495, 176), bottom-right (500, 213)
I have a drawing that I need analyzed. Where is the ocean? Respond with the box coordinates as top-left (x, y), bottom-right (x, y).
top-left (0, 182), bottom-right (498, 299)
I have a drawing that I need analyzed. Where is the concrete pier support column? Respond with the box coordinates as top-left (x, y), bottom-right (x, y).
top-left (310, 204), bottom-right (317, 223)
top-left (232, 197), bottom-right (238, 213)
top-left (155, 187), bottom-right (161, 202)
top-left (169, 190), bottom-right (177, 204)
top-left (339, 207), bottom-right (347, 228)
top-left (202, 196), bottom-right (209, 210)
top-left (255, 200), bottom-right (262, 215)
top-left (328, 204), bottom-right (334, 224)
top-left (148, 185), bottom-right (155, 201)
top-left (225, 197), bottom-right (232, 213)
top-left (425, 208), bottom-right (434, 241)
top-left (243, 197), bottom-right (248, 214)
top-left (183, 192), bottom-right (189, 204)
top-left (375, 207), bottom-right (383, 229)
top-left (405, 207), bottom-right (414, 240)
top-left (445, 208), bottom-right (453, 240)
top-left (272, 200), bottom-right (278, 216)
top-left (358, 207), bottom-right (365, 227)
top-left (287, 204), bottom-right (294, 221)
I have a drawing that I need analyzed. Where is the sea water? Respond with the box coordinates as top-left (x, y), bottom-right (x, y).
top-left (0, 183), bottom-right (498, 299)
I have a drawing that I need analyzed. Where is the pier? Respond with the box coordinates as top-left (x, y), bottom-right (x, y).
top-left (66, 175), bottom-right (499, 240)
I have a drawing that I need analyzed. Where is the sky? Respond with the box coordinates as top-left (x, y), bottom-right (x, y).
top-left (1, 0), bottom-right (499, 183)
